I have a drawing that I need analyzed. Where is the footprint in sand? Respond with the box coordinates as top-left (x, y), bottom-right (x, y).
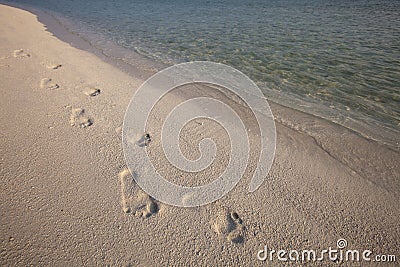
top-left (83, 86), bottom-right (101, 97)
top-left (69, 108), bottom-right (93, 128)
top-left (40, 78), bottom-right (59, 90)
top-left (119, 168), bottom-right (159, 218)
top-left (46, 63), bottom-right (62, 70)
top-left (210, 207), bottom-right (245, 244)
top-left (13, 49), bottom-right (30, 58)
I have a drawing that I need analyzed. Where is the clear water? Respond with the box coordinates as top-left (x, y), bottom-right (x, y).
top-left (7, 0), bottom-right (400, 147)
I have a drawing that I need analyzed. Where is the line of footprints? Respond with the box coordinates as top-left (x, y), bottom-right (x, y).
top-left (118, 168), bottom-right (246, 243)
top-left (12, 49), bottom-right (100, 128)
top-left (12, 49), bottom-right (246, 244)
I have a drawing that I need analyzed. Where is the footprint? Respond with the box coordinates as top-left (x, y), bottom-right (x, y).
top-left (119, 168), bottom-right (159, 218)
top-left (47, 64), bottom-right (62, 70)
top-left (69, 108), bottom-right (92, 128)
top-left (83, 87), bottom-right (101, 97)
top-left (13, 49), bottom-right (30, 58)
top-left (210, 207), bottom-right (245, 244)
top-left (40, 78), bottom-right (59, 90)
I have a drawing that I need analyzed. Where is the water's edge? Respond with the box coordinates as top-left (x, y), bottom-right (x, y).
top-left (2, 1), bottom-right (398, 152)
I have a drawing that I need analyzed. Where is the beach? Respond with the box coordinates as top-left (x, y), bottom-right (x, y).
top-left (0, 4), bottom-right (399, 266)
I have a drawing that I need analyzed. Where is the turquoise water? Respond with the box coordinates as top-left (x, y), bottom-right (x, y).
top-left (7, 0), bottom-right (400, 147)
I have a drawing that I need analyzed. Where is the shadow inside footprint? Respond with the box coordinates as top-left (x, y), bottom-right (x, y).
top-left (142, 199), bottom-right (159, 218)
top-left (70, 108), bottom-right (92, 128)
top-left (47, 64), bottom-right (62, 70)
top-left (13, 49), bottom-right (30, 58)
top-left (119, 168), bottom-right (160, 218)
top-left (40, 78), bottom-right (59, 90)
top-left (211, 208), bottom-right (245, 244)
top-left (83, 87), bottom-right (101, 97)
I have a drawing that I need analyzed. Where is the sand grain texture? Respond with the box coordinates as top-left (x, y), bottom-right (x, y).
top-left (0, 4), bottom-right (399, 266)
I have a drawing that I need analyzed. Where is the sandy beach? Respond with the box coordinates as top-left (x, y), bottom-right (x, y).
top-left (0, 4), bottom-right (399, 266)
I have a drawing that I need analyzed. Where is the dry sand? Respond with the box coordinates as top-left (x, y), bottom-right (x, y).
top-left (0, 4), bottom-right (399, 266)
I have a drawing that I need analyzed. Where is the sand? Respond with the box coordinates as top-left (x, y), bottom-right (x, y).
top-left (0, 4), bottom-right (399, 266)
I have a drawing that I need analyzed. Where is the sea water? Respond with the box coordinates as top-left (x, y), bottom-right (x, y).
top-left (6, 0), bottom-right (400, 148)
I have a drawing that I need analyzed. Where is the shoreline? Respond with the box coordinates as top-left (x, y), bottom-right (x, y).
top-left (1, 1), bottom-right (166, 80)
top-left (1, 4), bottom-right (399, 266)
top-left (3, 1), bottom-right (399, 150)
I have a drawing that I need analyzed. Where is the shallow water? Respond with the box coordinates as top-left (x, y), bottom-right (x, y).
top-left (6, 0), bottom-right (400, 147)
